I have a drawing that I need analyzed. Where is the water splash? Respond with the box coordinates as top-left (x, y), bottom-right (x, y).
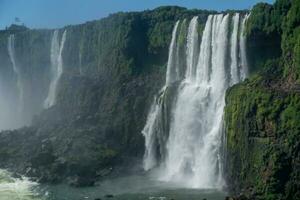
top-left (185, 16), bottom-right (199, 81)
top-left (0, 169), bottom-right (41, 200)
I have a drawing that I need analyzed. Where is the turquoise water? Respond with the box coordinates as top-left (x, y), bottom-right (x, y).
top-left (0, 170), bottom-right (226, 200)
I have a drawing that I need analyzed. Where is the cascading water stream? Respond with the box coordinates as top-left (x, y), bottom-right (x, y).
top-left (166, 21), bottom-right (180, 86)
top-left (7, 34), bottom-right (24, 116)
top-left (239, 14), bottom-right (250, 80)
top-left (142, 13), bottom-right (249, 188)
top-left (164, 14), bottom-right (230, 188)
top-left (44, 30), bottom-right (67, 108)
top-left (142, 20), bottom-right (180, 171)
top-left (185, 16), bottom-right (199, 81)
top-left (1, 31), bottom-right (68, 130)
top-left (230, 14), bottom-right (240, 85)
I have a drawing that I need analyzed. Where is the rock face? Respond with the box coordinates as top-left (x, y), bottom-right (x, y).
top-left (0, 0), bottom-right (298, 197)
top-left (0, 7), bottom-right (213, 185)
top-left (224, 0), bottom-right (300, 199)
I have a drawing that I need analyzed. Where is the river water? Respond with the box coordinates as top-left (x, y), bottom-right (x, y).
top-left (0, 170), bottom-right (226, 200)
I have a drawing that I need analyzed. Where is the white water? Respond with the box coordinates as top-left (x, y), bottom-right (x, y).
top-left (230, 14), bottom-right (240, 85)
top-left (7, 34), bottom-right (24, 116)
top-left (1, 31), bottom-right (68, 130)
top-left (44, 30), bottom-right (67, 108)
top-left (196, 15), bottom-right (212, 84)
top-left (0, 169), bottom-right (41, 200)
top-left (185, 16), bottom-right (199, 80)
top-left (143, 14), bottom-right (249, 188)
top-left (142, 21), bottom-right (182, 170)
top-left (142, 101), bottom-right (163, 170)
top-left (166, 21), bottom-right (180, 86)
top-left (239, 14), bottom-right (250, 80)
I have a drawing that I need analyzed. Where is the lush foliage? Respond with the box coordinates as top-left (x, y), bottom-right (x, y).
top-left (225, 0), bottom-right (300, 199)
top-left (0, 6), bottom-right (213, 186)
top-left (225, 71), bottom-right (300, 199)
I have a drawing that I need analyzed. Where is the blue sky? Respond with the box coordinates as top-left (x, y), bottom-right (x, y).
top-left (0, 0), bottom-right (275, 30)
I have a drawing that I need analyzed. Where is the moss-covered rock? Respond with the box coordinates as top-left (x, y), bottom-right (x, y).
top-left (225, 73), bottom-right (300, 199)
top-left (224, 1), bottom-right (300, 199)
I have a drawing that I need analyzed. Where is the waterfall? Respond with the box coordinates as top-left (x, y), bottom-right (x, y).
top-left (7, 34), bottom-right (24, 115)
top-left (239, 14), bottom-right (250, 80)
top-left (185, 16), bottom-right (199, 81)
top-left (44, 30), bottom-right (67, 108)
top-left (230, 14), bottom-right (240, 85)
top-left (142, 21), bottom-right (181, 170)
top-left (166, 21), bottom-right (180, 86)
top-left (196, 15), bottom-right (212, 84)
top-left (142, 13), bottom-right (249, 188)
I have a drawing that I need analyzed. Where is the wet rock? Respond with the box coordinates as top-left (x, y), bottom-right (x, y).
top-left (237, 194), bottom-right (248, 200)
top-left (105, 194), bottom-right (114, 198)
top-left (68, 176), bottom-right (95, 187)
top-left (96, 167), bottom-right (113, 177)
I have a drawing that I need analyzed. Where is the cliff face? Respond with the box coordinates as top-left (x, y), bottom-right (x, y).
top-left (0, 0), bottom-right (298, 196)
top-left (224, 0), bottom-right (300, 199)
top-left (0, 7), bottom-right (212, 186)
top-left (0, 28), bottom-right (52, 129)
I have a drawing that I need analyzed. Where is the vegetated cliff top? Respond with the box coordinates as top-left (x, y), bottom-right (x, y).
top-left (1, 5), bottom-right (250, 34)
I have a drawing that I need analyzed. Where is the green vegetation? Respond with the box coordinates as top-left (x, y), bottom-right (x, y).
top-left (0, 6), bottom-right (213, 186)
top-left (0, 1), bottom-right (298, 197)
top-left (225, 75), bottom-right (300, 199)
top-left (225, 0), bottom-right (300, 199)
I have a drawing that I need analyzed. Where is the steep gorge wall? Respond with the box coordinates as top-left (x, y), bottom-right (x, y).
top-left (0, 7), bottom-right (213, 185)
top-left (0, 1), bottom-right (298, 196)
top-left (0, 28), bottom-right (52, 128)
top-left (224, 0), bottom-right (300, 199)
